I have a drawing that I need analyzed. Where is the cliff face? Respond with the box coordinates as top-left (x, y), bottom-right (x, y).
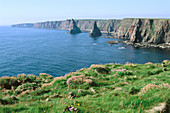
top-left (12, 19), bottom-right (121, 32)
top-left (117, 18), bottom-right (170, 44)
top-left (12, 23), bottom-right (34, 28)
top-left (33, 20), bottom-right (71, 30)
top-left (12, 18), bottom-right (170, 44)
top-left (117, 18), bottom-right (134, 37)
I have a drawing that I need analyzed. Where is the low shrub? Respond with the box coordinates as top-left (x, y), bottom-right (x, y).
top-left (0, 77), bottom-right (20, 89)
top-left (95, 67), bottom-right (111, 74)
top-left (31, 89), bottom-right (51, 96)
top-left (0, 98), bottom-right (8, 105)
top-left (117, 71), bottom-right (125, 76)
top-left (129, 87), bottom-right (140, 95)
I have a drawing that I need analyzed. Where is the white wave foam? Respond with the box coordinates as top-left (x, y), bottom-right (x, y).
top-left (92, 43), bottom-right (98, 45)
top-left (118, 47), bottom-right (126, 49)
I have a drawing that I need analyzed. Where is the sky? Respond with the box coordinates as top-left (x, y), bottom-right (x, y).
top-left (0, 0), bottom-right (170, 25)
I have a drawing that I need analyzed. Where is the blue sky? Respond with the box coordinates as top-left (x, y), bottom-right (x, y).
top-left (0, 0), bottom-right (170, 25)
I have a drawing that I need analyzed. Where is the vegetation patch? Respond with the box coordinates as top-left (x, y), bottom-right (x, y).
top-left (0, 60), bottom-right (169, 112)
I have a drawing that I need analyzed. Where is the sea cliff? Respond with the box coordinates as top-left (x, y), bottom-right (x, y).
top-left (12, 19), bottom-right (121, 32)
top-left (12, 23), bottom-right (34, 28)
top-left (12, 18), bottom-right (170, 48)
top-left (117, 18), bottom-right (170, 48)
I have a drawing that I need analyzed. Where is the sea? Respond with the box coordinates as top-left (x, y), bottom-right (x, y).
top-left (0, 26), bottom-right (169, 77)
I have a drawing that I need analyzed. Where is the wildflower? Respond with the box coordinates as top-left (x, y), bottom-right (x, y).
top-left (74, 108), bottom-right (77, 110)
top-left (69, 109), bottom-right (72, 111)
top-left (111, 69), bottom-right (126, 72)
top-left (77, 103), bottom-right (80, 106)
top-left (117, 69), bottom-right (126, 72)
top-left (66, 75), bottom-right (84, 84)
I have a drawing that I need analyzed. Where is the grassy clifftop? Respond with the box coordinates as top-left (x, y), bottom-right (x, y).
top-left (0, 61), bottom-right (170, 113)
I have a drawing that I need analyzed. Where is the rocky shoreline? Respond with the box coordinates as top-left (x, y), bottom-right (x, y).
top-left (102, 34), bottom-right (170, 49)
top-left (122, 40), bottom-right (170, 49)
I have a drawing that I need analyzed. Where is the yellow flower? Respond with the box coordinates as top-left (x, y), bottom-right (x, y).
top-left (77, 103), bottom-right (80, 106)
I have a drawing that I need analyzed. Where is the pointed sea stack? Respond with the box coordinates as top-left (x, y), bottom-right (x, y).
top-left (89, 21), bottom-right (102, 37)
top-left (69, 19), bottom-right (81, 34)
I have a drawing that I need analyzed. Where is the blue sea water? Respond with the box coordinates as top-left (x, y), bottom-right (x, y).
top-left (0, 26), bottom-right (170, 77)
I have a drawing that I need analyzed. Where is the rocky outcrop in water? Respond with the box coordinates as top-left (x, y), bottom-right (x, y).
top-left (69, 19), bottom-right (81, 34)
top-left (89, 21), bottom-right (102, 37)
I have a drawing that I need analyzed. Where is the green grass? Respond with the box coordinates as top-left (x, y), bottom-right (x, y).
top-left (0, 60), bottom-right (170, 113)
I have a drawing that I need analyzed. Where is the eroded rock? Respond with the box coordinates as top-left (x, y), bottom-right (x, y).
top-left (89, 21), bottom-right (102, 37)
top-left (69, 19), bottom-right (81, 34)
top-left (107, 41), bottom-right (119, 45)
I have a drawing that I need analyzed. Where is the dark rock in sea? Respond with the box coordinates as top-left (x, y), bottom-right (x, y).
top-left (134, 43), bottom-right (143, 48)
top-left (107, 41), bottom-right (119, 44)
top-left (89, 21), bottom-right (102, 37)
top-left (103, 36), bottom-right (115, 39)
top-left (69, 19), bottom-right (82, 34)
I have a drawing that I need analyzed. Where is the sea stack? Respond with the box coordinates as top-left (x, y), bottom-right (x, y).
top-left (69, 19), bottom-right (81, 34)
top-left (89, 21), bottom-right (102, 37)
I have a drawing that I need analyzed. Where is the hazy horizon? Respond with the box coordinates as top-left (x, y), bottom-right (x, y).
top-left (0, 0), bottom-right (170, 25)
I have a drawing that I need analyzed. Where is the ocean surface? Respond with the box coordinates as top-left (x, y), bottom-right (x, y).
top-left (0, 26), bottom-right (170, 77)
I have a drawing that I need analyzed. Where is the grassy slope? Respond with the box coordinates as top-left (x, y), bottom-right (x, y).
top-left (0, 61), bottom-right (170, 113)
